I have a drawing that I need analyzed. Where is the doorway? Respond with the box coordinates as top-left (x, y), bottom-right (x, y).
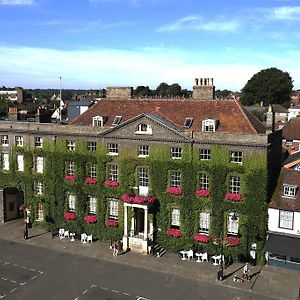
top-left (3, 187), bottom-right (24, 222)
top-left (134, 208), bottom-right (144, 237)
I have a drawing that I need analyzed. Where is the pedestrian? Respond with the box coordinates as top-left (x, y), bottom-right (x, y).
top-left (24, 223), bottom-right (28, 240)
top-left (242, 263), bottom-right (250, 282)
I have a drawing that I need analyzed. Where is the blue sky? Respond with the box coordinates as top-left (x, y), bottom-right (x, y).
top-left (0, 0), bottom-right (299, 91)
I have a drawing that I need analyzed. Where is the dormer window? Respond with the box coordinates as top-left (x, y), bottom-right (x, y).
top-left (283, 184), bottom-right (297, 198)
top-left (184, 118), bottom-right (193, 128)
top-left (202, 119), bottom-right (217, 132)
top-left (135, 123), bottom-right (152, 135)
top-left (93, 116), bottom-right (106, 127)
top-left (112, 116), bottom-right (122, 126)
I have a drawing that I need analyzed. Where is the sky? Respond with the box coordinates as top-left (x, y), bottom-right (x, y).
top-left (0, 0), bottom-right (300, 91)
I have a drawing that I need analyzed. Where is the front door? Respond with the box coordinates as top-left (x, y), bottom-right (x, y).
top-left (134, 208), bottom-right (144, 237)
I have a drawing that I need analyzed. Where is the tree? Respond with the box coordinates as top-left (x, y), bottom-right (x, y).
top-left (134, 86), bottom-right (151, 97)
top-left (240, 68), bottom-right (293, 106)
top-left (216, 89), bottom-right (231, 99)
top-left (155, 82), bottom-right (169, 97)
top-left (166, 83), bottom-right (182, 97)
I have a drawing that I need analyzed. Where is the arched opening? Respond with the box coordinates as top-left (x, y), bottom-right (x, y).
top-left (2, 187), bottom-right (24, 222)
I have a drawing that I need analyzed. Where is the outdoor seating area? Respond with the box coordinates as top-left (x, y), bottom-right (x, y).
top-left (179, 250), bottom-right (224, 265)
top-left (58, 229), bottom-right (92, 244)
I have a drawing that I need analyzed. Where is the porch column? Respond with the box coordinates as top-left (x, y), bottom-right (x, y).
top-left (124, 204), bottom-right (128, 236)
top-left (144, 207), bottom-right (148, 240)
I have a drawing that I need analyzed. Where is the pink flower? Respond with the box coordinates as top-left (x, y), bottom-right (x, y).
top-left (64, 175), bottom-right (76, 182)
top-left (166, 186), bottom-right (182, 196)
top-left (224, 236), bottom-right (240, 247)
top-left (133, 196), bottom-right (145, 204)
top-left (83, 215), bottom-right (97, 223)
top-left (145, 196), bottom-right (156, 204)
top-left (64, 212), bottom-right (76, 221)
top-left (193, 233), bottom-right (210, 243)
top-left (84, 177), bottom-right (97, 184)
top-left (121, 194), bottom-right (157, 204)
top-left (225, 193), bottom-right (243, 201)
top-left (195, 189), bottom-right (210, 197)
top-left (104, 180), bottom-right (119, 187)
top-left (166, 228), bottom-right (182, 238)
top-left (121, 193), bottom-right (134, 203)
top-left (105, 220), bottom-right (119, 227)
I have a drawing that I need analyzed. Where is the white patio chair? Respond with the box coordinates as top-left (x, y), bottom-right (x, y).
top-left (81, 233), bottom-right (87, 243)
top-left (59, 229), bottom-right (65, 239)
top-left (195, 252), bottom-right (203, 262)
top-left (180, 250), bottom-right (187, 261)
top-left (201, 252), bottom-right (208, 262)
top-left (187, 249), bottom-right (194, 260)
top-left (87, 234), bottom-right (93, 243)
top-left (64, 230), bottom-right (69, 238)
top-left (212, 255), bottom-right (218, 266)
top-left (70, 232), bottom-right (75, 241)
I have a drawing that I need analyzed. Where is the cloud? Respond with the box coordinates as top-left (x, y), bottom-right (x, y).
top-left (157, 15), bottom-right (240, 33)
top-left (267, 6), bottom-right (300, 20)
top-left (0, 0), bottom-right (33, 5)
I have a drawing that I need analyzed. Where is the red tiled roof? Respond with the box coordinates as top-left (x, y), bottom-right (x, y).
top-left (70, 99), bottom-right (266, 134)
top-left (282, 117), bottom-right (300, 140)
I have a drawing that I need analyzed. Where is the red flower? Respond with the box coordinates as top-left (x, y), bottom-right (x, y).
top-left (104, 180), bottom-right (119, 187)
top-left (64, 175), bottom-right (76, 182)
top-left (195, 189), bottom-right (210, 197)
top-left (84, 178), bottom-right (97, 184)
top-left (224, 236), bottom-right (240, 247)
top-left (194, 233), bottom-right (210, 243)
top-left (166, 228), bottom-right (182, 238)
top-left (105, 220), bottom-right (118, 227)
top-left (225, 193), bottom-right (243, 201)
top-left (145, 196), bottom-right (156, 204)
top-left (64, 212), bottom-right (76, 221)
top-left (83, 215), bottom-right (97, 223)
top-left (121, 193), bottom-right (134, 203)
top-left (166, 186), bottom-right (182, 196)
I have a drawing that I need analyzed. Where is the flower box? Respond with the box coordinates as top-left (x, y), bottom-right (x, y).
top-left (195, 189), bottom-right (210, 198)
top-left (84, 177), bottom-right (97, 184)
top-left (166, 186), bottom-right (182, 196)
top-left (105, 219), bottom-right (119, 227)
top-left (64, 212), bottom-right (76, 221)
top-left (83, 215), bottom-right (97, 223)
top-left (121, 194), bottom-right (157, 204)
top-left (104, 180), bottom-right (119, 187)
top-left (64, 175), bottom-right (76, 182)
top-left (121, 193), bottom-right (134, 203)
top-left (166, 228), bottom-right (182, 238)
top-left (193, 233), bottom-right (210, 243)
top-left (224, 236), bottom-right (240, 247)
top-left (225, 192), bottom-right (243, 202)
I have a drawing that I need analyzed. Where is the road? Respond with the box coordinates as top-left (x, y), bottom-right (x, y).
top-left (0, 239), bottom-right (273, 300)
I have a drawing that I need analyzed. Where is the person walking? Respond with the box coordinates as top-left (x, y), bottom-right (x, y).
top-left (242, 263), bottom-right (250, 282)
top-left (23, 222), bottom-right (28, 240)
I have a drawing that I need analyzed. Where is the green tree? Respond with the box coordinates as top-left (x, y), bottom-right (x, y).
top-left (215, 89), bottom-right (231, 99)
top-left (134, 86), bottom-right (151, 97)
top-left (155, 82), bottom-right (169, 97)
top-left (240, 68), bottom-right (293, 106)
top-left (166, 83), bottom-right (182, 97)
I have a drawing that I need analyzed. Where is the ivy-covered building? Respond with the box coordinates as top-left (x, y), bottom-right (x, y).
top-left (0, 82), bottom-right (281, 264)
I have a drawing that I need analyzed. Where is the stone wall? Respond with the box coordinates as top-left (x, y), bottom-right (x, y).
top-left (106, 87), bottom-right (133, 99)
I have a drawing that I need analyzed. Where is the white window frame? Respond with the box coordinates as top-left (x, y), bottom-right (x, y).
top-left (108, 143), bottom-right (118, 156)
top-left (1, 135), bottom-right (9, 147)
top-left (199, 211), bottom-right (210, 233)
top-left (68, 194), bottom-right (76, 212)
top-left (171, 147), bottom-right (182, 159)
top-left (135, 123), bottom-right (152, 135)
top-left (2, 153), bottom-right (9, 170)
top-left (37, 203), bottom-right (44, 221)
top-left (108, 198), bottom-right (118, 220)
top-left (202, 119), bottom-right (216, 132)
top-left (171, 208), bottom-right (180, 227)
top-left (87, 141), bottom-right (96, 151)
top-left (230, 176), bottom-right (240, 194)
top-left (92, 116), bottom-right (104, 127)
top-left (36, 181), bottom-right (44, 195)
top-left (138, 145), bottom-right (149, 157)
top-left (89, 196), bottom-right (97, 214)
top-left (36, 156), bottom-right (44, 174)
top-left (109, 164), bottom-right (118, 182)
top-left (171, 171), bottom-right (181, 187)
top-left (200, 174), bottom-right (209, 190)
top-left (34, 136), bottom-right (43, 148)
top-left (67, 161), bottom-right (75, 176)
top-left (227, 212), bottom-right (239, 235)
top-left (283, 184), bottom-right (297, 198)
top-left (230, 151), bottom-right (243, 164)
top-left (67, 140), bottom-right (76, 151)
top-left (138, 167), bottom-right (149, 187)
top-left (15, 135), bottom-right (24, 147)
top-left (17, 154), bottom-right (24, 172)
top-left (279, 210), bottom-right (293, 230)
top-left (89, 163), bottom-right (97, 178)
top-left (199, 149), bottom-right (211, 160)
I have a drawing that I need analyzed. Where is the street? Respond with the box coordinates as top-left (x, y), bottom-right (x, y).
top-left (0, 239), bottom-right (273, 300)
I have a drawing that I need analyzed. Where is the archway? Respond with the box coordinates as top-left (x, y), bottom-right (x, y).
top-left (2, 187), bottom-right (24, 222)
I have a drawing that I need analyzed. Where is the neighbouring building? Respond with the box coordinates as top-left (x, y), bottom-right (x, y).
top-left (265, 104), bottom-right (288, 131)
top-left (0, 87), bottom-right (26, 103)
top-left (67, 101), bottom-right (94, 122)
top-left (267, 151), bottom-right (300, 269)
top-left (282, 117), bottom-right (300, 154)
top-left (288, 104), bottom-right (300, 121)
top-left (0, 79), bottom-right (282, 263)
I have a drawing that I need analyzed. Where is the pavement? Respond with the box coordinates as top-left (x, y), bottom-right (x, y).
top-left (0, 219), bottom-right (299, 300)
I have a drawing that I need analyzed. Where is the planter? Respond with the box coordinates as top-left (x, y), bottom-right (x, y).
top-left (195, 189), bottom-right (210, 198)
top-left (84, 178), bottom-right (97, 184)
top-left (64, 175), bottom-right (76, 182)
top-left (121, 194), bottom-right (156, 204)
top-left (64, 212), bottom-right (76, 221)
top-left (104, 180), bottom-right (119, 187)
top-left (105, 220), bottom-right (119, 227)
top-left (224, 236), bottom-right (240, 247)
top-left (225, 192), bottom-right (243, 202)
top-left (166, 186), bottom-right (182, 196)
top-left (166, 228), bottom-right (182, 238)
top-left (193, 233), bottom-right (210, 243)
top-left (83, 215), bottom-right (97, 223)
